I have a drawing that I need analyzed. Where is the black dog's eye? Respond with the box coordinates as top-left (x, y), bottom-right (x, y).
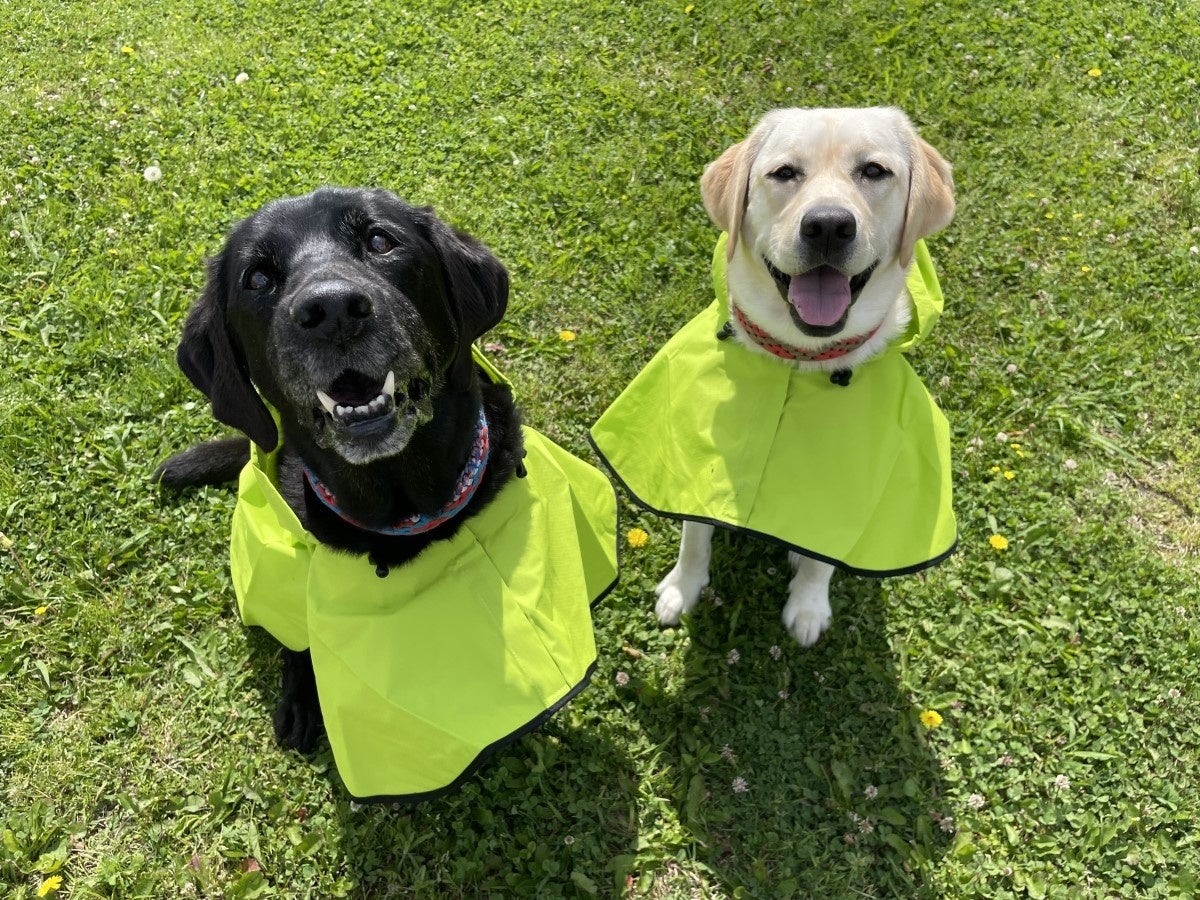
top-left (860, 162), bottom-right (892, 181)
top-left (367, 230), bottom-right (396, 255)
top-left (243, 267), bottom-right (274, 291)
top-left (768, 165), bottom-right (799, 182)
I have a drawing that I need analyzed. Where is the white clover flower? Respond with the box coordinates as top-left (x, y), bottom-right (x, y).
top-left (235, 71), bottom-right (250, 84)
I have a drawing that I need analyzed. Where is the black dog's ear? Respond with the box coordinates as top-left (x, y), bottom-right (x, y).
top-left (176, 256), bottom-right (278, 451)
top-left (420, 209), bottom-right (510, 391)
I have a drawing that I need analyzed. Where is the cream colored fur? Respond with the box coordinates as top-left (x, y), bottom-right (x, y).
top-left (656, 107), bottom-right (955, 646)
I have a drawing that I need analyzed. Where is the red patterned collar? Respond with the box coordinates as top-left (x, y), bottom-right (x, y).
top-left (303, 408), bottom-right (489, 536)
top-left (730, 302), bottom-right (881, 363)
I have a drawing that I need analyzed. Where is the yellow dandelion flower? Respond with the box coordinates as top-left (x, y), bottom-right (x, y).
top-left (989, 534), bottom-right (1009, 551)
top-left (989, 466), bottom-right (1001, 474)
top-left (1003, 470), bottom-right (1015, 480)
top-left (120, 46), bottom-right (135, 55)
top-left (685, 2), bottom-right (695, 11)
top-left (919, 710), bottom-right (943, 729)
top-left (1087, 67), bottom-right (1102, 77)
top-left (35, 605), bottom-right (48, 615)
top-left (38, 876), bottom-right (63, 897)
top-left (626, 527), bottom-right (649, 549)
top-left (558, 329), bottom-right (576, 342)
top-left (1010, 443), bottom-right (1022, 450)
top-left (1080, 265), bottom-right (1091, 273)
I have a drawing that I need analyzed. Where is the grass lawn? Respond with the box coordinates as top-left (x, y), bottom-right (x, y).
top-left (3, 0), bottom-right (1200, 896)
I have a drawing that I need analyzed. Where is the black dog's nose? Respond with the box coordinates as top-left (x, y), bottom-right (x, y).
top-left (800, 206), bottom-right (857, 253)
top-left (291, 285), bottom-right (373, 340)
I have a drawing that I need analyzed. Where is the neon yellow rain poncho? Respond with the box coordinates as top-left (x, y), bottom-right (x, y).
top-left (591, 235), bottom-right (955, 576)
top-left (229, 355), bottom-right (618, 802)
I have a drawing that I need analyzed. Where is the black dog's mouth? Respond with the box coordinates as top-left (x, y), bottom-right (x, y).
top-left (314, 369), bottom-right (430, 434)
top-left (765, 258), bottom-right (878, 336)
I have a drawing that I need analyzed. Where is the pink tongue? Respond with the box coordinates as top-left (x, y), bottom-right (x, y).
top-left (788, 266), bottom-right (851, 327)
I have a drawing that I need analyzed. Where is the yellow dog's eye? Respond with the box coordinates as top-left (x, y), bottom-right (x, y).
top-left (860, 162), bottom-right (892, 180)
top-left (768, 165), bottom-right (799, 181)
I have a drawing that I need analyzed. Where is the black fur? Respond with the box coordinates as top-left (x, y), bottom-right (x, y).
top-left (157, 188), bottom-right (523, 753)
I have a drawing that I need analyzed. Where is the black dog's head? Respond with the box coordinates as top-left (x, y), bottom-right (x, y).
top-left (177, 188), bottom-right (508, 464)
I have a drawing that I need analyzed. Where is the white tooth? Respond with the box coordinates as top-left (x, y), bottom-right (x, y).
top-left (317, 391), bottom-right (337, 415)
top-left (383, 371), bottom-right (395, 400)
top-left (337, 405), bottom-right (350, 417)
top-left (355, 404), bottom-right (370, 415)
top-left (369, 397), bottom-right (384, 412)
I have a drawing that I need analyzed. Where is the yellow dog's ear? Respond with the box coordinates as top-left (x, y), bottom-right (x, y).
top-left (701, 118), bottom-right (774, 261)
top-left (900, 133), bottom-right (955, 267)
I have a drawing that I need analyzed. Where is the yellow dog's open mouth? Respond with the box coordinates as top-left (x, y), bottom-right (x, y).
top-left (765, 258), bottom-right (878, 331)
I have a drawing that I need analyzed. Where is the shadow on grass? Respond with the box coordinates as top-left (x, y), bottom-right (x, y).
top-left (237, 623), bottom-right (641, 896)
top-left (625, 529), bottom-right (953, 897)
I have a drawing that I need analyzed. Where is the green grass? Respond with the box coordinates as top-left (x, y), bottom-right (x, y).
top-left (3, 0), bottom-right (1200, 896)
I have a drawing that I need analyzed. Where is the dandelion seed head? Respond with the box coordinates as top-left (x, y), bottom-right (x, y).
top-left (615, 671), bottom-right (629, 687)
top-left (143, 165), bottom-right (163, 182)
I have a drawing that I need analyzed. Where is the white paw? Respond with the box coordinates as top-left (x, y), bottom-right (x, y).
top-left (782, 591), bottom-right (832, 647)
top-left (654, 564), bottom-right (707, 626)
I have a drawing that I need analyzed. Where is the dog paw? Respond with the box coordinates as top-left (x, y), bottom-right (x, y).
top-left (782, 593), bottom-right (832, 647)
top-left (275, 648), bottom-right (324, 752)
top-left (654, 564), bottom-right (706, 626)
top-left (274, 698), bottom-right (325, 753)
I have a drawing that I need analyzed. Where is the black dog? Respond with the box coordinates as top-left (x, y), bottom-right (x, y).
top-left (157, 188), bottom-right (523, 753)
